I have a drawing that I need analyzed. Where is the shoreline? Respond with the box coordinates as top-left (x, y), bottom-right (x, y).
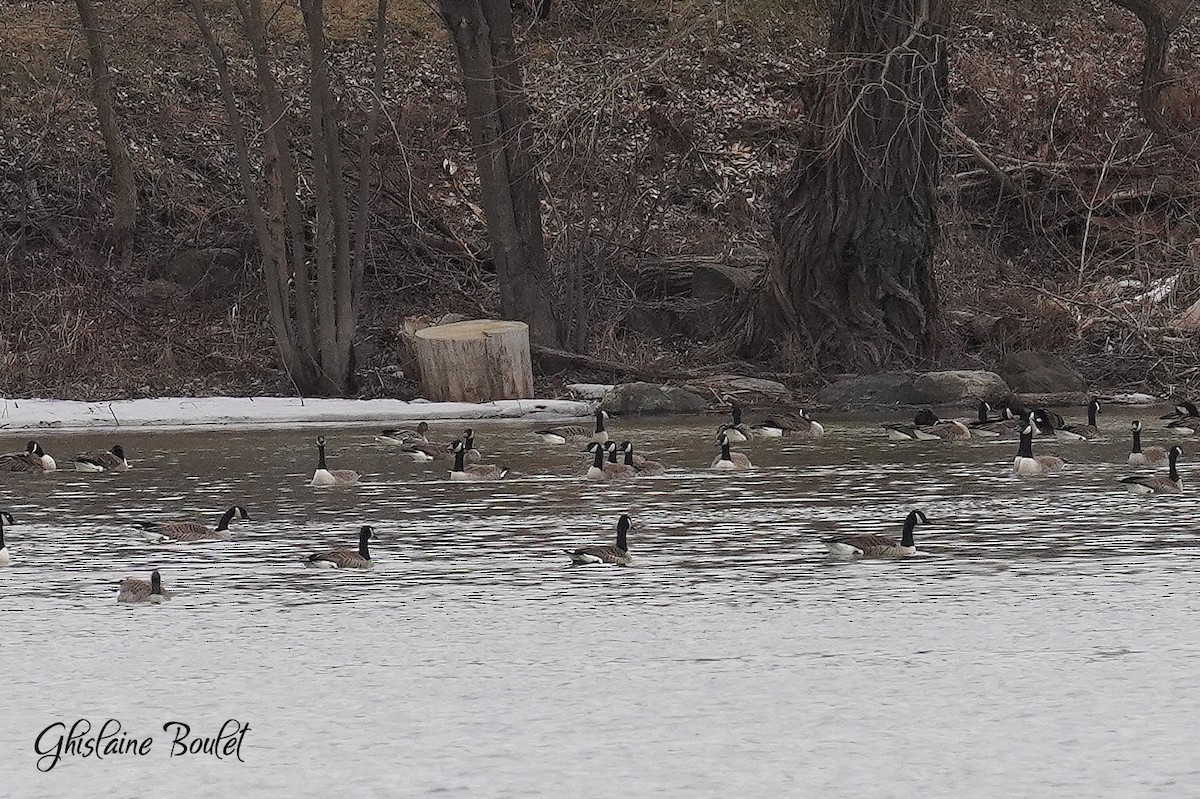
top-left (0, 396), bottom-right (594, 433)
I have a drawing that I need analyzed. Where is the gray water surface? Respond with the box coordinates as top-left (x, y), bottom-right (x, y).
top-left (3, 412), bottom-right (1200, 797)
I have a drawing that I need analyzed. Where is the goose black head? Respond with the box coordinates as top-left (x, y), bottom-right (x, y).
top-left (1131, 420), bottom-right (1142, 432)
top-left (359, 525), bottom-right (376, 539)
top-left (111, 445), bottom-right (126, 459)
top-left (316, 436), bottom-right (327, 447)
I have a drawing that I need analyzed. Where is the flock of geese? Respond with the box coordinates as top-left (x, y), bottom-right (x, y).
top-left (0, 398), bottom-right (1193, 601)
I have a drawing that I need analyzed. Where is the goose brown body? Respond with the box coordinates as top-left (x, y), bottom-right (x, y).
top-left (311, 436), bottom-right (360, 486)
top-left (136, 505), bottom-right (250, 543)
top-left (0, 441), bottom-right (56, 472)
top-left (1055, 398), bottom-right (1102, 441)
top-left (1128, 420), bottom-right (1168, 467)
top-left (307, 525), bottom-right (376, 569)
top-left (74, 445), bottom-right (131, 472)
top-left (824, 510), bottom-right (927, 558)
top-left (117, 570), bottom-right (172, 604)
top-left (711, 434), bottom-right (752, 470)
top-left (449, 441), bottom-right (507, 481)
top-left (1013, 423), bottom-right (1065, 476)
top-left (565, 515), bottom-right (633, 565)
top-left (536, 409), bottom-right (608, 444)
top-left (1120, 446), bottom-right (1184, 494)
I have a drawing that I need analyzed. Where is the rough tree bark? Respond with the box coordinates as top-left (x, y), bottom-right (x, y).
top-left (438, 0), bottom-right (562, 348)
top-left (1110, 0), bottom-right (1197, 157)
top-left (74, 0), bottom-right (137, 264)
top-left (187, 0), bottom-right (387, 395)
top-left (742, 0), bottom-right (949, 372)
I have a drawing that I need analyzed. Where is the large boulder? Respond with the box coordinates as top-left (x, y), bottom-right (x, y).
top-left (910, 370), bottom-right (1010, 405)
top-left (815, 372), bottom-right (921, 409)
top-left (997, 351), bottom-right (1088, 394)
top-left (601, 382), bottom-right (707, 415)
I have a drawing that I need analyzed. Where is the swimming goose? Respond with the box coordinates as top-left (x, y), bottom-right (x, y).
top-left (311, 436), bottom-right (360, 487)
top-left (535, 409), bottom-right (608, 444)
top-left (622, 441), bottom-right (665, 476)
top-left (593, 441), bottom-right (637, 480)
top-left (884, 410), bottom-right (970, 442)
top-left (584, 442), bottom-right (609, 481)
top-left (0, 441), bottom-right (57, 472)
top-left (751, 409), bottom-right (825, 439)
top-left (564, 515), bottom-right (633, 565)
top-left (824, 509), bottom-right (928, 558)
top-left (1128, 420), bottom-right (1169, 467)
top-left (718, 405), bottom-right (751, 443)
top-left (1013, 421), bottom-right (1065, 476)
top-left (117, 570), bottom-right (172, 604)
top-left (73, 444), bottom-right (131, 472)
top-left (711, 432), bottom-right (752, 470)
top-left (1120, 445), bottom-right (1184, 495)
top-left (448, 440), bottom-right (508, 481)
top-left (307, 525), bottom-right (376, 569)
top-left (1055, 397), bottom-right (1101, 441)
top-left (377, 421), bottom-right (430, 445)
top-left (0, 511), bottom-right (14, 567)
top-left (135, 505), bottom-right (250, 543)
top-left (967, 404), bottom-right (1021, 438)
top-left (1162, 401), bottom-right (1200, 435)
top-left (460, 429), bottom-right (482, 464)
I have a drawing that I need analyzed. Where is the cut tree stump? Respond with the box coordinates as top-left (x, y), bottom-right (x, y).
top-left (414, 319), bottom-right (534, 402)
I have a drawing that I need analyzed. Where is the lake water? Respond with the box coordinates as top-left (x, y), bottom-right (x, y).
top-left (3, 410), bottom-right (1200, 797)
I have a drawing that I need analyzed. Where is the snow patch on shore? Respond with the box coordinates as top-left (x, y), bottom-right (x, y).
top-left (0, 396), bottom-right (593, 432)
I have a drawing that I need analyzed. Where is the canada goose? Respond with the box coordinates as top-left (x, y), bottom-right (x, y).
top-left (564, 515), bottom-right (633, 565)
top-left (597, 439), bottom-right (638, 475)
top-left (0, 441), bottom-right (57, 472)
top-left (1162, 401), bottom-right (1200, 435)
top-left (622, 441), bottom-right (665, 476)
top-left (117, 570), bottom-right (172, 604)
top-left (718, 405), bottom-right (750, 442)
top-left (751, 409), bottom-right (825, 439)
top-left (711, 433), bottom-right (752, 470)
top-left (1120, 445), bottom-right (1184, 495)
top-left (1031, 408), bottom-right (1066, 434)
top-left (535, 409), bottom-right (608, 444)
top-left (377, 421), bottom-right (430, 445)
top-left (1128, 420), bottom-right (1169, 467)
top-left (0, 511), bottom-right (14, 567)
top-left (883, 410), bottom-right (970, 442)
top-left (1055, 397), bottom-right (1101, 441)
top-left (311, 436), bottom-right (360, 487)
top-left (824, 509), bottom-right (928, 558)
top-left (307, 525), bottom-right (376, 568)
top-left (968, 404), bottom-right (1021, 438)
top-left (73, 444), bottom-right (131, 472)
top-left (134, 505), bottom-right (250, 543)
top-left (448, 440), bottom-right (508, 481)
top-left (1013, 421), bottom-right (1065, 476)
top-left (461, 428), bottom-right (482, 464)
top-left (584, 442), bottom-right (609, 481)
top-left (392, 443), bottom-right (437, 463)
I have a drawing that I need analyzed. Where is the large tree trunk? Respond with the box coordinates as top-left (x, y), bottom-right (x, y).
top-left (743, 0), bottom-right (949, 372)
top-left (439, 0), bottom-right (562, 348)
top-left (74, 0), bottom-right (137, 265)
top-left (1110, 0), bottom-right (1197, 157)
